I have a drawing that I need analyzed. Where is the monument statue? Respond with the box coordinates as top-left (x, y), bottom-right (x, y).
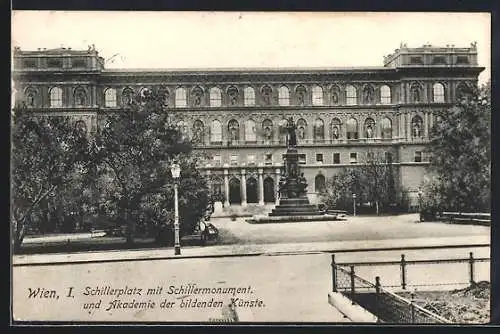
top-left (286, 117), bottom-right (297, 147)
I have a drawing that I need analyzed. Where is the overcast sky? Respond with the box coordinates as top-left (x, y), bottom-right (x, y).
top-left (12, 11), bottom-right (490, 83)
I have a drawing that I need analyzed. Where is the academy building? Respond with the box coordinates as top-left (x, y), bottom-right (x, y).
top-left (12, 43), bottom-right (484, 209)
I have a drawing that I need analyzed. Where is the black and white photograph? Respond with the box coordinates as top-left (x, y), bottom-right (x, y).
top-left (10, 11), bottom-right (491, 324)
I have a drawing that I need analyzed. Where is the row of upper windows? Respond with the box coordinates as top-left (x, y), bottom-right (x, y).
top-left (20, 82), bottom-right (459, 109)
top-left (211, 150), bottom-right (424, 166)
top-left (178, 115), bottom-right (427, 144)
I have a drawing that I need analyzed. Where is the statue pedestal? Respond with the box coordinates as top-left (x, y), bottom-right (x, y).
top-left (269, 147), bottom-right (323, 217)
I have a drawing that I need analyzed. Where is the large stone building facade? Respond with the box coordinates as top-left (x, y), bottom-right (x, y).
top-left (12, 43), bottom-right (484, 209)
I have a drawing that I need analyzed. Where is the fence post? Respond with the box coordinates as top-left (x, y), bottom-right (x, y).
top-left (410, 292), bottom-right (416, 323)
top-left (375, 276), bottom-right (381, 323)
top-left (400, 254), bottom-right (407, 290)
top-left (350, 265), bottom-right (355, 305)
top-left (331, 254), bottom-right (337, 292)
top-left (469, 252), bottom-right (475, 285)
top-left (375, 276), bottom-right (381, 294)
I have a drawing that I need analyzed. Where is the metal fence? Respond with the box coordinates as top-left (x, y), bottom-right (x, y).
top-left (330, 252), bottom-right (490, 324)
top-left (333, 251), bottom-right (489, 290)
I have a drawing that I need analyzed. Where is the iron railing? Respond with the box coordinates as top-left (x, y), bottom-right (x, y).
top-left (332, 259), bottom-right (453, 323)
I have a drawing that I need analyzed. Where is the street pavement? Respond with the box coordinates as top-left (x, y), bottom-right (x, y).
top-left (12, 246), bottom-right (489, 323)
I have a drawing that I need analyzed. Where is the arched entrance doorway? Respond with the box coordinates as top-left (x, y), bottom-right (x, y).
top-left (229, 178), bottom-right (241, 204)
top-left (263, 177), bottom-right (275, 203)
top-left (246, 177), bottom-right (258, 204)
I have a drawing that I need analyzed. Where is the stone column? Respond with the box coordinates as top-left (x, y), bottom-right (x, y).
top-left (406, 113), bottom-right (411, 141)
top-left (92, 86), bottom-right (97, 107)
top-left (223, 167), bottom-right (230, 207)
top-left (424, 112), bottom-right (429, 138)
top-left (241, 169), bottom-right (247, 207)
top-left (274, 166), bottom-right (281, 205)
top-left (258, 166), bottom-right (264, 205)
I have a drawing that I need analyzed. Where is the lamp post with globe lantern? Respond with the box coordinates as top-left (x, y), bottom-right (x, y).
top-left (170, 162), bottom-right (181, 255)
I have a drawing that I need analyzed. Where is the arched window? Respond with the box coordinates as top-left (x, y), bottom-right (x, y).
top-left (210, 87), bottom-right (222, 107)
top-left (191, 86), bottom-right (204, 106)
top-left (177, 120), bottom-right (188, 139)
top-left (312, 85), bottom-right (323, 106)
top-left (192, 120), bottom-right (204, 144)
top-left (175, 87), bottom-right (187, 107)
top-left (380, 85), bottom-right (391, 104)
top-left (227, 86), bottom-right (239, 106)
top-left (315, 174), bottom-right (326, 193)
top-left (245, 119), bottom-right (256, 142)
top-left (381, 117), bottom-right (392, 139)
top-left (74, 87), bottom-right (87, 107)
top-left (261, 85), bottom-right (272, 105)
top-left (331, 118), bottom-right (341, 140)
top-left (122, 87), bottom-right (134, 105)
top-left (411, 116), bottom-right (423, 138)
top-left (313, 118), bottom-right (325, 141)
top-left (278, 86), bottom-right (290, 106)
top-left (295, 85), bottom-right (307, 105)
top-left (262, 119), bottom-right (273, 142)
top-left (364, 118), bottom-right (375, 138)
top-left (362, 85), bottom-right (375, 104)
top-left (345, 85), bottom-right (357, 105)
top-left (49, 87), bottom-right (63, 107)
top-left (104, 88), bottom-right (117, 107)
top-left (24, 87), bottom-right (37, 108)
top-left (410, 83), bottom-right (422, 103)
top-left (296, 118), bottom-right (308, 141)
top-left (228, 119), bottom-right (240, 143)
top-left (433, 83), bottom-right (445, 103)
top-left (210, 120), bottom-right (222, 143)
top-left (331, 85), bottom-right (341, 105)
top-left (346, 118), bottom-right (358, 139)
top-left (244, 87), bottom-right (255, 106)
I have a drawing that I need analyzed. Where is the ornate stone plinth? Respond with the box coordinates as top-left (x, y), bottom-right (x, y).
top-left (269, 146), bottom-right (323, 217)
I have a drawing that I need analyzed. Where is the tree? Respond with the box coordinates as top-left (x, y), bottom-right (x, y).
top-left (425, 81), bottom-right (490, 212)
top-left (320, 152), bottom-right (396, 214)
top-left (94, 89), bottom-right (208, 244)
top-left (11, 107), bottom-right (92, 250)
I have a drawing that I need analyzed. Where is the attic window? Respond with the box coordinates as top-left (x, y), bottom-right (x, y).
top-left (72, 58), bottom-right (86, 67)
top-left (432, 56), bottom-right (447, 65)
top-left (456, 56), bottom-right (470, 64)
top-left (410, 56), bottom-right (423, 65)
top-left (22, 58), bottom-right (37, 68)
top-left (47, 58), bottom-right (63, 68)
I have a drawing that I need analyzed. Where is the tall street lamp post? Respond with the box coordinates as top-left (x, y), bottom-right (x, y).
top-left (171, 162), bottom-right (181, 255)
top-left (352, 193), bottom-right (357, 216)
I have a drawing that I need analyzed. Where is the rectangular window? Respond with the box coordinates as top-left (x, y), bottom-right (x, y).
top-left (414, 151), bottom-right (422, 162)
top-left (47, 58), bottom-right (63, 68)
top-left (333, 153), bottom-right (340, 164)
top-left (299, 154), bottom-right (306, 164)
top-left (230, 154), bottom-right (239, 166)
top-left (410, 56), bottom-right (423, 65)
top-left (265, 153), bottom-right (273, 165)
top-left (456, 56), bottom-right (469, 64)
top-left (432, 56), bottom-right (447, 65)
top-left (384, 151), bottom-right (393, 164)
top-left (350, 153), bottom-right (358, 164)
top-left (213, 154), bottom-right (221, 166)
top-left (316, 153), bottom-right (323, 163)
top-left (247, 154), bottom-right (256, 165)
top-left (22, 58), bottom-right (37, 68)
top-left (72, 57), bottom-right (87, 68)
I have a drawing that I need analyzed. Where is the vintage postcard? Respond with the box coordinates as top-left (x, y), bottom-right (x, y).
top-left (11, 11), bottom-right (491, 324)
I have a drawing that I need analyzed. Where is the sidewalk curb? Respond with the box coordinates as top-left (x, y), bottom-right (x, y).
top-left (12, 242), bottom-right (489, 267)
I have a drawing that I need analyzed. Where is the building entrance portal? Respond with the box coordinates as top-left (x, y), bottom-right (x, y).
top-left (246, 177), bottom-right (258, 203)
top-left (264, 177), bottom-right (275, 203)
top-left (229, 178), bottom-right (241, 204)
